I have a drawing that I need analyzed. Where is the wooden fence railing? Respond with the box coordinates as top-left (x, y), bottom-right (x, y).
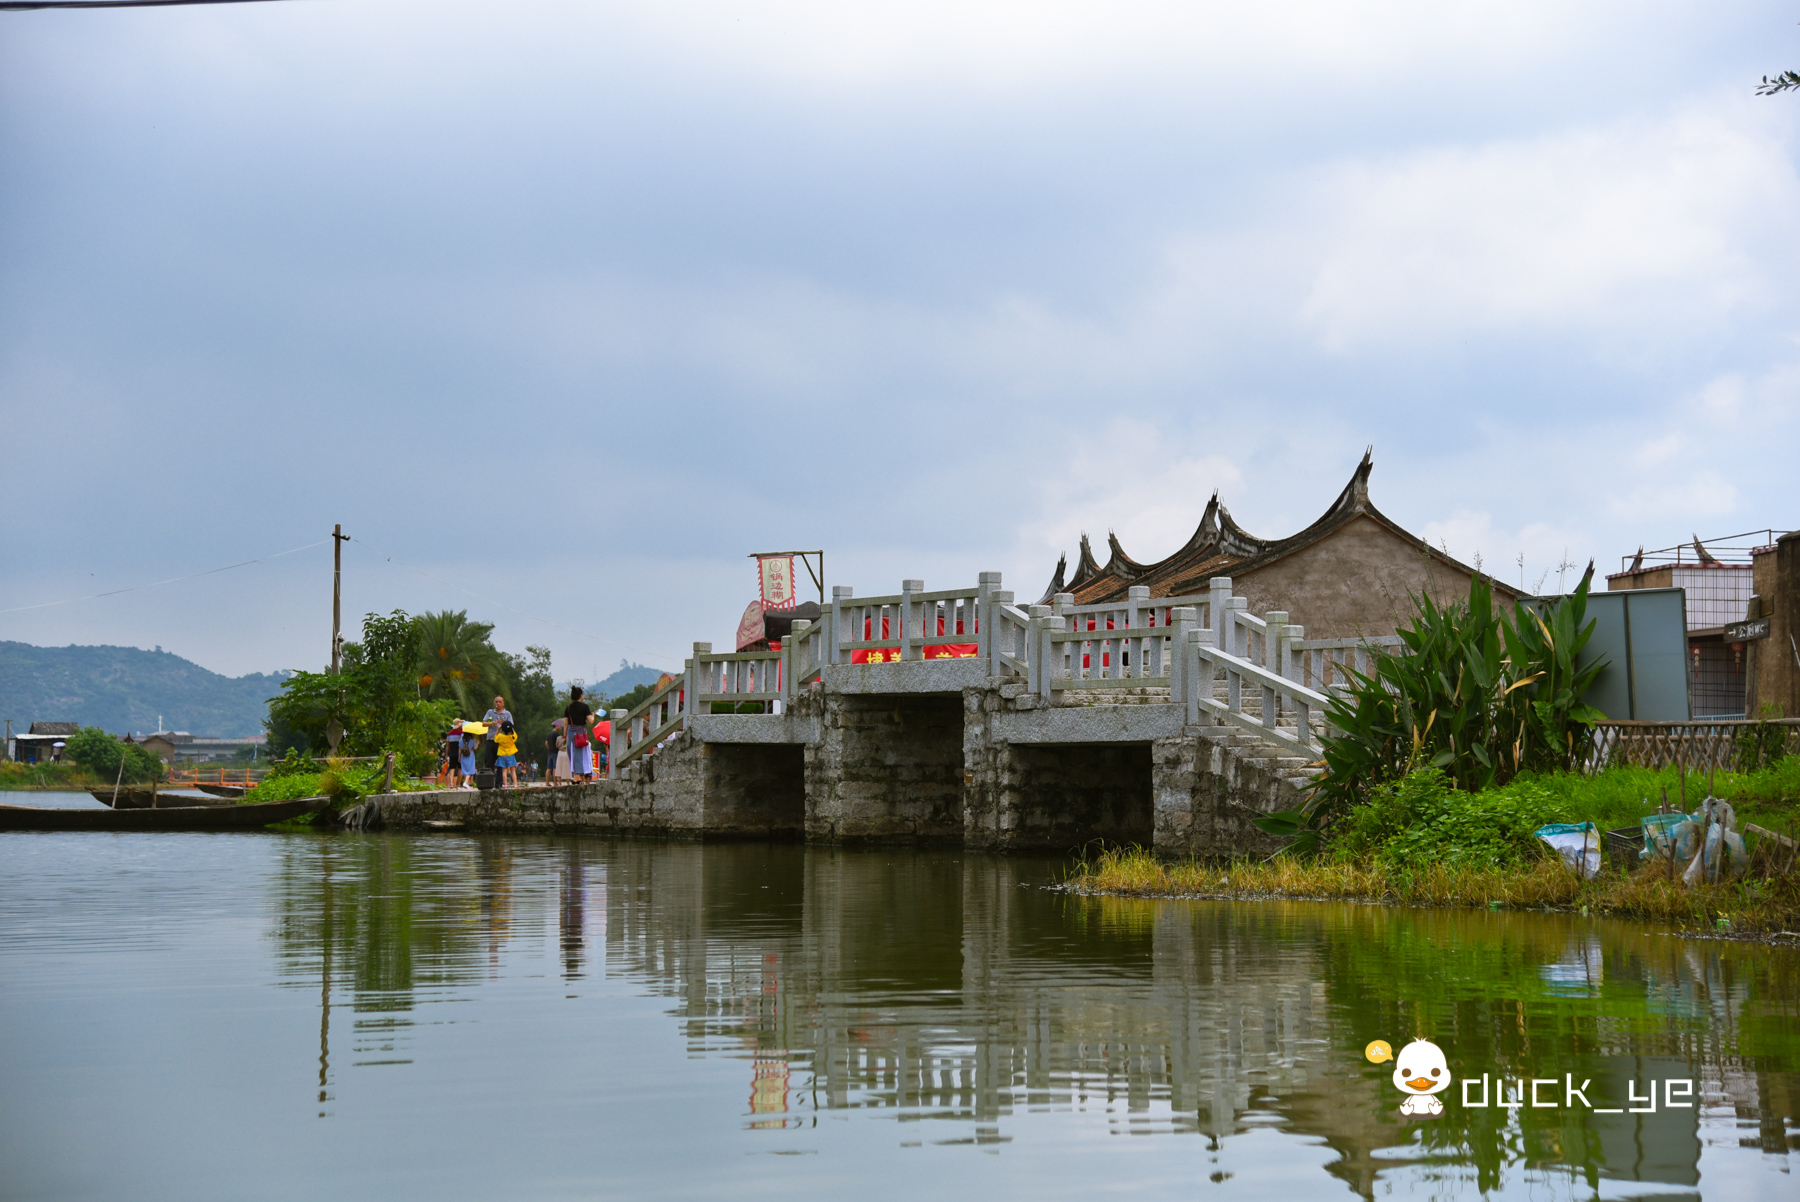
top-left (1586, 719), bottom-right (1800, 773)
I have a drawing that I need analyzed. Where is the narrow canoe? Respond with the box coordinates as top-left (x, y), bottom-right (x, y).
top-left (195, 784), bottom-right (249, 799)
top-left (0, 796), bottom-right (331, 831)
top-left (89, 787), bottom-right (234, 809)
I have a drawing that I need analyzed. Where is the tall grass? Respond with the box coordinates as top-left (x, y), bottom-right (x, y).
top-left (1069, 846), bottom-right (1800, 934)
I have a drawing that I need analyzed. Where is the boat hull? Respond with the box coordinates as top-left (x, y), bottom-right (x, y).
top-left (89, 788), bottom-right (234, 809)
top-left (1, 796), bottom-right (331, 831)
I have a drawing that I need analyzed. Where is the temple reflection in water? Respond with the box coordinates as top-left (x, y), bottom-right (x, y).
top-left (269, 836), bottom-right (1798, 1197)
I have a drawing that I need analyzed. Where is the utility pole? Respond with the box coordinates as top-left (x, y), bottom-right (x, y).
top-left (331, 524), bottom-right (349, 674)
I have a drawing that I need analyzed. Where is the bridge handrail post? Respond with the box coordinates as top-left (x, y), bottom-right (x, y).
top-left (1183, 628), bottom-right (1204, 724)
top-left (1127, 585), bottom-right (1150, 677)
top-left (1262, 612), bottom-right (1288, 733)
top-left (1285, 623), bottom-right (1313, 750)
top-left (1169, 606), bottom-right (1196, 713)
top-left (688, 643), bottom-right (711, 719)
top-left (830, 585), bottom-right (852, 665)
top-left (977, 571), bottom-right (1001, 675)
top-left (1028, 604), bottom-right (1052, 697)
top-left (989, 589), bottom-right (1015, 676)
top-left (788, 619), bottom-right (812, 703)
top-left (900, 580), bottom-right (922, 661)
top-left (607, 708), bottom-right (628, 779)
top-left (1051, 594), bottom-right (1073, 692)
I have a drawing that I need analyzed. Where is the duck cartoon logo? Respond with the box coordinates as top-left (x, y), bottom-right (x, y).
top-left (1368, 1038), bottom-right (1450, 1117)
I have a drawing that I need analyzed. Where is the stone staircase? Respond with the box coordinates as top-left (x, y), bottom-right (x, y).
top-left (1055, 679), bottom-right (1327, 794)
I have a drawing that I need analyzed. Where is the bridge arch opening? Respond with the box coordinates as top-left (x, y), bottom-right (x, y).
top-left (702, 743), bottom-right (806, 837)
top-left (1007, 742), bottom-right (1153, 851)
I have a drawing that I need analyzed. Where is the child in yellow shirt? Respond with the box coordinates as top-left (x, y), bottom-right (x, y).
top-left (495, 721), bottom-right (521, 789)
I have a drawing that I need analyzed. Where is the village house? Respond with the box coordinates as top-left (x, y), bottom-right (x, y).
top-left (1037, 450), bottom-right (1523, 640)
top-left (1608, 530), bottom-right (1790, 719)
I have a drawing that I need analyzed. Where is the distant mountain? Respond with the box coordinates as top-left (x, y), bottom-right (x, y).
top-left (0, 642), bottom-right (289, 737)
top-left (558, 660), bottom-right (669, 704)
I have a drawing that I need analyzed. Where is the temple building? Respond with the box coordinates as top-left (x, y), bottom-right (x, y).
top-left (1037, 450), bottom-right (1521, 639)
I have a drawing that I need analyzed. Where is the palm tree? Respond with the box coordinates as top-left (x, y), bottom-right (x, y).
top-left (413, 610), bottom-right (508, 716)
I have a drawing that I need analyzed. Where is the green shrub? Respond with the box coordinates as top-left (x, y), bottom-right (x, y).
top-left (244, 757), bottom-right (424, 808)
top-left (1333, 767), bottom-right (1562, 871)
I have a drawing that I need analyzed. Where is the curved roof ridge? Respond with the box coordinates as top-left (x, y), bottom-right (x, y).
top-left (1067, 533), bottom-right (1103, 590)
top-left (1102, 531), bottom-right (1147, 580)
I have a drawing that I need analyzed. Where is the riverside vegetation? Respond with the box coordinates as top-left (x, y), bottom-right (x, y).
top-left (1071, 572), bottom-right (1800, 936)
top-left (0, 725), bottom-right (167, 790)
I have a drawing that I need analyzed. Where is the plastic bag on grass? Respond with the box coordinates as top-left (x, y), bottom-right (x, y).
top-left (1679, 798), bottom-right (1747, 884)
top-left (1534, 821), bottom-right (1600, 879)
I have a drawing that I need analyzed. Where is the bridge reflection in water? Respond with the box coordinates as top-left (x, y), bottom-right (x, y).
top-left (270, 837), bottom-right (1798, 1198)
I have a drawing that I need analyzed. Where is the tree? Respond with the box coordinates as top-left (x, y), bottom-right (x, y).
top-left (64, 727), bottom-right (165, 783)
top-left (1758, 70), bottom-right (1800, 95)
top-left (266, 610), bottom-right (458, 774)
top-left (414, 610), bottom-right (509, 715)
top-left (499, 645), bottom-right (559, 765)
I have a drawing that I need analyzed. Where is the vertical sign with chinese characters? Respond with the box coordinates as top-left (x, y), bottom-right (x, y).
top-left (758, 555), bottom-right (797, 611)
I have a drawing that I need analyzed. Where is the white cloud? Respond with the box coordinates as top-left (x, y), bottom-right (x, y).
top-left (1298, 103), bottom-right (1800, 353)
top-left (1016, 420), bottom-right (1244, 573)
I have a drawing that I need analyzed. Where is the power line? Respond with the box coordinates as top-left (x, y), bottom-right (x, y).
top-left (347, 537), bottom-right (679, 664)
top-left (0, 539), bottom-right (333, 615)
top-left (2, 1), bottom-right (296, 11)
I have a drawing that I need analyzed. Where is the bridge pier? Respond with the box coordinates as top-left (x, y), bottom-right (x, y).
top-left (804, 692), bottom-right (966, 842)
top-left (702, 743), bottom-right (806, 838)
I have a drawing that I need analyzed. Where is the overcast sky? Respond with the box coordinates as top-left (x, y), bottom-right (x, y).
top-left (3, 1), bottom-right (1797, 681)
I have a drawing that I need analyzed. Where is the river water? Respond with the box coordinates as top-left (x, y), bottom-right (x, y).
top-left (1, 828), bottom-right (1794, 1200)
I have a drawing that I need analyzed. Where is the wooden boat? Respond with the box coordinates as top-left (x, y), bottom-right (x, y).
top-left (89, 786), bottom-right (233, 809)
top-left (0, 795), bottom-right (331, 831)
top-left (195, 784), bottom-right (248, 799)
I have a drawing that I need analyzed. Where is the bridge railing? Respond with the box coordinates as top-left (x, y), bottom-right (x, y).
top-left (608, 570), bottom-right (1398, 771)
top-left (1291, 635), bottom-right (1405, 695)
top-left (829, 575), bottom-right (996, 665)
top-left (610, 670), bottom-right (687, 774)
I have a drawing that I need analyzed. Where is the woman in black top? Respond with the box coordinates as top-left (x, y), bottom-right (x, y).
top-left (564, 687), bottom-right (595, 781)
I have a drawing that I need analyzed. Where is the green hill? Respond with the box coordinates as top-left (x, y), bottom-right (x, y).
top-left (0, 642), bottom-right (289, 737)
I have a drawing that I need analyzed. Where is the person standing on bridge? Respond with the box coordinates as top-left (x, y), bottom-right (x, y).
top-left (564, 687), bottom-right (596, 782)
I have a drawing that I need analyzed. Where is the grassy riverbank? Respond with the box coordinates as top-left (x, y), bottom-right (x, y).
top-left (1070, 762), bottom-right (1800, 937)
top-left (0, 762), bottom-right (108, 791)
top-left (1067, 846), bottom-right (1800, 935)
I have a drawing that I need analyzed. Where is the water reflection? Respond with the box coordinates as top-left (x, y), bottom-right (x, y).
top-left (265, 837), bottom-right (1798, 1197)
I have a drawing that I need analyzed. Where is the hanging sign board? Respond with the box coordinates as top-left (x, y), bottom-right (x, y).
top-left (758, 555), bottom-right (798, 611)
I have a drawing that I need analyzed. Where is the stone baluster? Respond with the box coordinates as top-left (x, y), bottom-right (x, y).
top-left (1126, 585), bottom-right (1149, 677)
top-left (607, 708), bottom-right (627, 779)
top-left (1262, 612), bottom-right (1287, 733)
top-left (989, 589), bottom-right (1014, 676)
top-left (688, 643), bottom-right (710, 719)
top-left (1285, 624), bottom-right (1310, 748)
top-left (1052, 593), bottom-right (1074, 687)
top-left (1224, 597), bottom-right (1247, 713)
top-left (830, 585), bottom-right (852, 664)
top-left (978, 571), bottom-right (1001, 669)
top-left (1169, 606), bottom-right (1196, 715)
top-left (789, 619), bottom-right (811, 702)
top-left (900, 579), bottom-right (922, 661)
top-left (1028, 604), bottom-right (1052, 698)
